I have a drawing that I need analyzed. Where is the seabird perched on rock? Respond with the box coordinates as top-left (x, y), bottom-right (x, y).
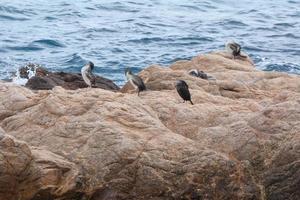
top-left (81, 61), bottom-right (96, 88)
top-left (188, 69), bottom-right (208, 79)
top-left (188, 69), bottom-right (216, 80)
top-left (175, 80), bottom-right (193, 105)
top-left (225, 41), bottom-right (246, 59)
top-left (125, 68), bottom-right (146, 96)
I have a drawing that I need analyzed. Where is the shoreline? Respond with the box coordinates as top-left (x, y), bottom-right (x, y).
top-left (0, 51), bottom-right (299, 199)
top-left (2, 50), bottom-right (299, 90)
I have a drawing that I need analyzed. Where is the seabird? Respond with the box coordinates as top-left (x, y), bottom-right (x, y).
top-left (81, 61), bottom-right (96, 88)
top-left (125, 68), bottom-right (146, 96)
top-left (188, 69), bottom-right (208, 79)
top-left (225, 41), bottom-right (246, 59)
top-left (175, 80), bottom-right (193, 105)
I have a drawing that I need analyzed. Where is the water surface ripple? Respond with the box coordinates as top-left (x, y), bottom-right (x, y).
top-left (0, 0), bottom-right (299, 85)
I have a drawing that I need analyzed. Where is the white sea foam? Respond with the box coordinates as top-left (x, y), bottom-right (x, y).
top-left (12, 65), bottom-right (37, 86)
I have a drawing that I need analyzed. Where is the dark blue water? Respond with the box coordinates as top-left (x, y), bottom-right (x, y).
top-left (0, 0), bottom-right (299, 85)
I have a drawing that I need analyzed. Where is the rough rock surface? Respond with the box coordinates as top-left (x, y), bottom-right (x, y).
top-left (0, 51), bottom-right (299, 200)
top-left (0, 129), bottom-right (81, 200)
top-left (22, 66), bottom-right (119, 91)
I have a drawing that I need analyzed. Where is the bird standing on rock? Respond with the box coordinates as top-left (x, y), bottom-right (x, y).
top-left (125, 68), bottom-right (146, 96)
top-left (81, 61), bottom-right (96, 88)
top-left (225, 41), bottom-right (246, 59)
top-left (175, 80), bottom-right (193, 105)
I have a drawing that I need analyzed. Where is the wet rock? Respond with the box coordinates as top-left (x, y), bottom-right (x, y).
top-left (26, 76), bottom-right (57, 90)
top-left (19, 63), bottom-right (44, 79)
top-left (21, 66), bottom-right (119, 91)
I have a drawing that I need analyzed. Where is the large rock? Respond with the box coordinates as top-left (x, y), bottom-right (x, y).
top-left (0, 51), bottom-right (299, 199)
top-left (21, 66), bottom-right (119, 91)
top-left (0, 129), bottom-right (81, 200)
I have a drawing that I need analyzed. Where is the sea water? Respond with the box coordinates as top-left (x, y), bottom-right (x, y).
top-left (0, 0), bottom-right (299, 85)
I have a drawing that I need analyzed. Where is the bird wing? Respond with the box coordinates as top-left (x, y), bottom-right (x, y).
top-left (132, 75), bottom-right (146, 91)
top-left (229, 43), bottom-right (237, 51)
top-left (86, 72), bottom-right (96, 85)
top-left (199, 71), bottom-right (208, 79)
top-left (189, 70), bottom-right (198, 77)
top-left (182, 81), bottom-right (189, 89)
top-left (235, 43), bottom-right (241, 54)
top-left (177, 87), bottom-right (191, 101)
top-left (230, 43), bottom-right (241, 54)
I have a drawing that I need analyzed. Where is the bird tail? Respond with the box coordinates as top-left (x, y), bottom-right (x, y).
top-left (190, 100), bottom-right (194, 105)
top-left (139, 85), bottom-right (146, 91)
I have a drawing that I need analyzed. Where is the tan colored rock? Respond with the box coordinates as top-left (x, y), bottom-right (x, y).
top-left (263, 132), bottom-right (300, 200)
top-left (0, 130), bottom-right (82, 200)
top-left (0, 134), bottom-right (31, 200)
top-left (122, 52), bottom-right (299, 99)
top-left (0, 51), bottom-right (299, 199)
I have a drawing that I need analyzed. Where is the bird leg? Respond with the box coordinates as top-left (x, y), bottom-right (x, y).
top-left (137, 90), bottom-right (140, 96)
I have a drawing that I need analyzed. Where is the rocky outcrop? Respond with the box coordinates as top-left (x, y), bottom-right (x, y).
top-left (0, 129), bottom-right (82, 200)
top-left (0, 51), bottom-right (299, 200)
top-left (20, 65), bottom-right (119, 91)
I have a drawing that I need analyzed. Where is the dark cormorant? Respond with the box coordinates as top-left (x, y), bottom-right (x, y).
top-left (175, 80), bottom-right (193, 105)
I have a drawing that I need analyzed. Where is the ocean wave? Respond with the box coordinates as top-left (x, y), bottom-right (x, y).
top-left (135, 23), bottom-right (154, 28)
top-left (6, 45), bottom-right (44, 51)
top-left (179, 36), bottom-right (214, 42)
top-left (0, 5), bottom-right (35, 16)
top-left (87, 28), bottom-right (118, 33)
top-left (63, 53), bottom-right (87, 66)
top-left (12, 64), bottom-right (38, 85)
top-left (44, 16), bottom-right (58, 20)
top-left (127, 37), bottom-right (174, 44)
top-left (267, 33), bottom-right (300, 39)
top-left (179, 5), bottom-right (206, 11)
top-left (31, 39), bottom-right (65, 48)
top-left (263, 63), bottom-right (300, 74)
top-left (95, 4), bottom-right (139, 13)
top-left (0, 14), bottom-right (29, 21)
top-left (217, 19), bottom-right (248, 27)
top-left (274, 22), bottom-right (296, 27)
top-left (0, 0), bottom-right (299, 84)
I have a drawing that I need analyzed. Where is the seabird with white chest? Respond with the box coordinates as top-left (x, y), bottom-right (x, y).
top-left (81, 61), bottom-right (96, 88)
top-left (225, 41), bottom-right (246, 59)
top-left (125, 68), bottom-right (146, 96)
